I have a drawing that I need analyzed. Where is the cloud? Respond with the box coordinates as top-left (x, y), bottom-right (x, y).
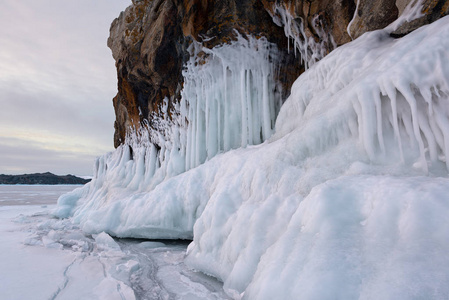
top-left (0, 0), bottom-right (131, 175)
top-left (0, 136), bottom-right (105, 176)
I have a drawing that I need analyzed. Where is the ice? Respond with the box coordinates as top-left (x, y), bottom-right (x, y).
top-left (181, 34), bottom-right (281, 166)
top-left (54, 14), bottom-right (449, 300)
top-left (245, 176), bottom-right (449, 300)
top-left (347, 0), bottom-right (361, 39)
top-left (0, 184), bottom-right (83, 206)
top-left (269, 3), bottom-right (336, 69)
top-left (0, 206), bottom-right (75, 300)
top-left (54, 36), bottom-right (284, 228)
top-left (94, 231), bottom-right (121, 252)
top-left (1, 196), bottom-right (229, 299)
top-left (386, 0), bottom-right (425, 32)
top-left (53, 34), bottom-right (283, 236)
top-left (138, 241), bottom-right (166, 249)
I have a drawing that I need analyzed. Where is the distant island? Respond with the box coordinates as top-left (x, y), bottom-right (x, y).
top-left (0, 172), bottom-right (91, 185)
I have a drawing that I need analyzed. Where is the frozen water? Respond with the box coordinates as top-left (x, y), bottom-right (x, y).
top-left (55, 15), bottom-right (449, 300)
top-left (180, 34), bottom-right (282, 167)
top-left (0, 186), bottom-right (229, 299)
top-left (269, 3), bottom-right (336, 69)
top-left (55, 35), bottom-right (283, 221)
top-left (387, 0), bottom-right (425, 32)
top-left (0, 185), bottom-right (82, 206)
top-left (244, 176), bottom-right (449, 300)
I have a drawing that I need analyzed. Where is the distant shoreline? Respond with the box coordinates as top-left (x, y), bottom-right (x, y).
top-left (0, 172), bottom-right (90, 185)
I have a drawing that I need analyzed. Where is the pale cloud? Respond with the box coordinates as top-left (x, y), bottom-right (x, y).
top-left (0, 136), bottom-right (104, 176)
top-left (0, 0), bottom-right (131, 176)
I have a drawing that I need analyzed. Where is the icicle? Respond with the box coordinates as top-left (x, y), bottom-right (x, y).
top-left (262, 69), bottom-right (272, 140)
top-left (397, 83), bottom-right (428, 173)
top-left (417, 107), bottom-right (437, 162)
top-left (373, 90), bottom-right (386, 155)
top-left (246, 70), bottom-right (254, 144)
top-left (357, 88), bottom-right (376, 160)
top-left (93, 34), bottom-right (282, 191)
top-left (428, 114), bottom-right (445, 159)
top-left (241, 69), bottom-right (248, 147)
top-left (223, 64), bottom-right (230, 151)
top-left (433, 103), bottom-right (449, 171)
top-left (270, 3), bottom-right (337, 69)
top-left (347, 0), bottom-right (361, 39)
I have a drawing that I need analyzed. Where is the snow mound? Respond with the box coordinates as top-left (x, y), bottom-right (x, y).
top-left (55, 15), bottom-right (449, 299)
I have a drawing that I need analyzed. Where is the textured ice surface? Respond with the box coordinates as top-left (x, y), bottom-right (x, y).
top-left (0, 197), bottom-right (228, 299)
top-left (244, 176), bottom-right (449, 299)
top-left (55, 15), bottom-right (449, 299)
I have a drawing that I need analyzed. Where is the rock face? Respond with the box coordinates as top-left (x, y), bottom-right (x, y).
top-left (108, 0), bottom-right (300, 147)
top-left (392, 0), bottom-right (449, 36)
top-left (108, 0), bottom-right (449, 148)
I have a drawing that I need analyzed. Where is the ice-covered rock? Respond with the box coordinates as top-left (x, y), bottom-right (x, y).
top-left (55, 11), bottom-right (449, 300)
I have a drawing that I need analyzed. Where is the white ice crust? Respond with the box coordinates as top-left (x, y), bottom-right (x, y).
top-left (55, 15), bottom-right (449, 299)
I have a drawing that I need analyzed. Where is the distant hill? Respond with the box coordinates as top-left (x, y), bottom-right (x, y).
top-left (0, 172), bottom-right (91, 185)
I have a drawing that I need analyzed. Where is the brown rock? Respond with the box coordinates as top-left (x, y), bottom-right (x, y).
top-left (108, 0), bottom-right (449, 148)
top-left (392, 0), bottom-right (449, 37)
top-left (108, 0), bottom-right (301, 147)
top-left (348, 0), bottom-right (398, 39)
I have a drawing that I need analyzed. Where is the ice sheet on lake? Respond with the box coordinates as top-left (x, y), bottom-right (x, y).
top-left (0, 185), bottom-right (82, 206)
top-left (0, 203), bottom-right (229, 300)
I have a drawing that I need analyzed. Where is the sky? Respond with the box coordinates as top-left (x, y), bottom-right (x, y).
top-left (0, 0), bottom-right (131, 176)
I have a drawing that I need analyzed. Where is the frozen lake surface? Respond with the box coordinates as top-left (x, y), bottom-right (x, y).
top-left (0, 185), bottom-right (228, 300)
top-left (0, 185), bottom-right (81, 206)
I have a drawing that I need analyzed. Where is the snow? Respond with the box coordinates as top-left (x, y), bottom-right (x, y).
top-left (54, 14), bottom-right (449, 300)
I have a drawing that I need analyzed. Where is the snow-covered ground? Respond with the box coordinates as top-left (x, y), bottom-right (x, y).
top-left (0, 185), bottom-right (229, 300)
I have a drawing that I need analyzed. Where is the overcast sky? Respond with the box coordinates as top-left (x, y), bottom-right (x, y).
top-left (0, 0), bottom-right (131, 176)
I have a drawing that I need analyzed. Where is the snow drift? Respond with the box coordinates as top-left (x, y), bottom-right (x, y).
top-left (55, 13), bottom-right (449, 300)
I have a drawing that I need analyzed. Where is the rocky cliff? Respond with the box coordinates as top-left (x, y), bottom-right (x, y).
top-left (108, 0), bottom-right (449, 148)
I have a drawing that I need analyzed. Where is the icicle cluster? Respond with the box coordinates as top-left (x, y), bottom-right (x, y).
top-left (275, 16), bottom-right (449, 174)
top-left (128, 34), bottom-right (282, 180)
top-left (66, 35), bottom-right (282, 201)
top-left (270, 3), bottom-right (336, 69)
top-left (179, 35), bottom-right (282, 169)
